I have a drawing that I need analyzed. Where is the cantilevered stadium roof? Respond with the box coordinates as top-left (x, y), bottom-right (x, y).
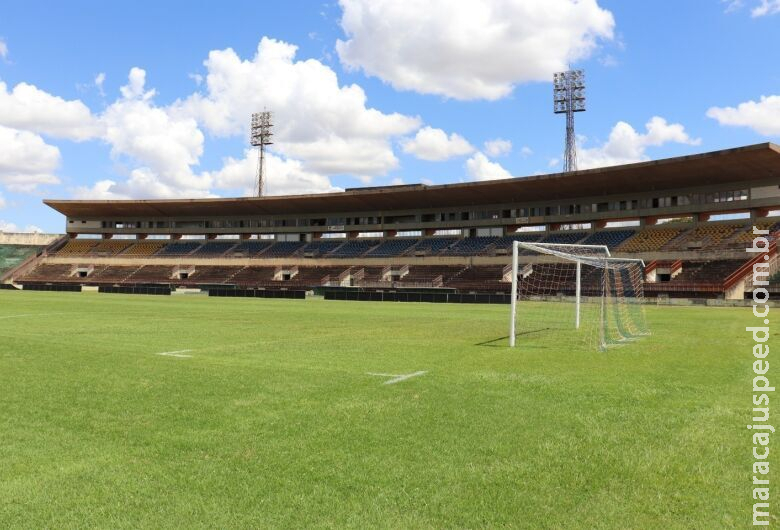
top-left (45, 143), bottom-right (780, 218)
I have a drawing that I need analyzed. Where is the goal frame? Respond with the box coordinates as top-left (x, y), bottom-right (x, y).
top-left (508, 241), bottom-right (645, 348)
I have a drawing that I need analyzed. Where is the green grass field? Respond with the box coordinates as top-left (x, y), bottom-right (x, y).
top-left (0, 290), bottom-right (766, 528)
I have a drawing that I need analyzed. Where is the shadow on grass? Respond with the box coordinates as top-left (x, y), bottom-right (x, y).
top-left (475, 336), bottom-right (509, 347)
top-left (475, 328), bottom-right (552, 348)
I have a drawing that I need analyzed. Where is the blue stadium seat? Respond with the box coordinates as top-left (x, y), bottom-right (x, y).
top-left (262, 241), bottom-right (306, 257)
top-left (539, 232), bottom-right (586, 245)
top-left (492, 233), bottom-right (544, 252)
top-left (328, 239), bottom-right (380, 257)
top-left (413, 238), bottom-right (456, 255)
top-left (365, 238), bottom-right (419, 257)
top-left (443, 237), bottom-right (498, 256)
top-left (580, 230), bottom-right (636, 249)
top-left (230, 240), bottom-right (274, 255)
top-left (156, 241), bottom-right (202, 256)
top-left (302, 240), bottom-right (344, 256)
top-left (190, 241), bottom-right (238, 256)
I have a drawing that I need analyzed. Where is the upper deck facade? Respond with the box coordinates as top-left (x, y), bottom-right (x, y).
top-left (45, 143), bottom-right (780, 240)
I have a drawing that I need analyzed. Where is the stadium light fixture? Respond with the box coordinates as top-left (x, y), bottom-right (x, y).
top-left (250, 111), bottom-right (274, 197)
top-left (553, 69), bottom-right (586, 173)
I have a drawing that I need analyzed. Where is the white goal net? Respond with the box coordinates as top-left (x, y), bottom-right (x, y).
top-left (509, 241), bottom-right (649, 351)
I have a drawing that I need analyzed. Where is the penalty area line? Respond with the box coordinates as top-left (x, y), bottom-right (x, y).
top-left (154, 349), bottom-right (193, 358)
top-left (367, 371), bottom-right (428, 385)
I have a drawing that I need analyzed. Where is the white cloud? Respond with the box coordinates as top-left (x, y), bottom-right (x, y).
top-left (578, 116), bottom-right (701, 170)
top-left (483, 138), bottom-right (512, 157)
top-left (76, 63), bottom-right (342, 201)
top-left (206, 151), bottom-right (341, 196)
top-left (336, 0), bottom-right (614, 100)
top-left (0, 192), bottom-right (5, 209)
top-left (599, 54), bottom-right (618, 67)
top-left (76, 56), bottom-right (371, 201)
top-left (97, 68), bottom-right (211, 198)
top-left (95, 72), bottom-right (106, 96)
top-left (0, 125), bottom-right (60, 192)
top-left (0, 81), bottom-right (101, 140)
top-left (75, 173), bottom-right (215, 201)
top-left (73, 179), bottom-right (128, 200)
top-left (120, 67), bottom-right (155, 100)
top-left (102, 169), bottom-right (215, 200)
top-left (179, 37), bottom-right (420, 178)
top-left (401, 126), bottom-right (474, 161)
top-left (277, 136), bottom-right (402, 176)
top-left (520, 146), bottom-right (533, 157)
top-left (465, 152), bottom-right (512, 181)
top-left (752, 0), bottom-right (780, 16)
top-left (0, 220), bottom-right (43, 233)
top-left (0, 38), bottom-right (424, 202)
top-left (723, 0), bottom-right (744, 13)
top-left (0, 39), bottom-right (7, 60)
top-left (706, 95), bottom-right (780, 136)
top-left (723, 0), bottom-right (780, 15)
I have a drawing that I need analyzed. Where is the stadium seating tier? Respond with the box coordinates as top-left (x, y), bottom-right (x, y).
top-left (18, 220), bottom-right (779, 298)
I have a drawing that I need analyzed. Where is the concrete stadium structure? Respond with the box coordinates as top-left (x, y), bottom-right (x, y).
top-left (3, 143), bottom-right (780, 300)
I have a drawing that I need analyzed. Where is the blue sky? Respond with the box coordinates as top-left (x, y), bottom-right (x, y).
top-left (0, 0), bottom-right (778, 233)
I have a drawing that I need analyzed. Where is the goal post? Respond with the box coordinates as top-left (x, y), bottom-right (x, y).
top-left (509, 240), bottom-right (519, 347)
top-left (575, 259), bottom-right (581, 330)
top-left (509, 241), bottom-right (649, 350)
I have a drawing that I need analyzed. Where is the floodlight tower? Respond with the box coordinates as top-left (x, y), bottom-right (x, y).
top-left (250, 111), bottom-right (274, 197)
top-left (553, 69), bottom-right (586, 173)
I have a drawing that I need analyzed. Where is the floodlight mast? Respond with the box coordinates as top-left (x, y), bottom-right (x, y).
top-left (553, 69), bottom-right (586, 173)
top-left (250, 111), bottom-right (274, 197)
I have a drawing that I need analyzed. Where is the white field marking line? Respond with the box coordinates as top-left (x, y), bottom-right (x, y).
top-left (0, 312), bottom-right (70, 320)
top-left (367, 371), bottom-right (428, 385)
top-left (154, 349), bottom-right (193, 358)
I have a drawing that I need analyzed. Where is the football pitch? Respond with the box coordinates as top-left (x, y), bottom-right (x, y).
top-left (0, 291), bottom-right (760, 528)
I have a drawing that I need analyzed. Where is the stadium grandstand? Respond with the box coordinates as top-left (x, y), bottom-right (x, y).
top-left (3, 142), bottom-right (780, 301)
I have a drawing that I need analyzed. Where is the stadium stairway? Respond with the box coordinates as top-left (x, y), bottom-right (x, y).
top-left (156, 241), bottom-right (202, 257)
top-left (190, 241), bottom-right (239, 257)
top-left (408, 238), bottom-right (457, 256)
top-left (229, 240), bottom-right (274, 257)
top-left (328, 239), bottom-right (381, 258)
